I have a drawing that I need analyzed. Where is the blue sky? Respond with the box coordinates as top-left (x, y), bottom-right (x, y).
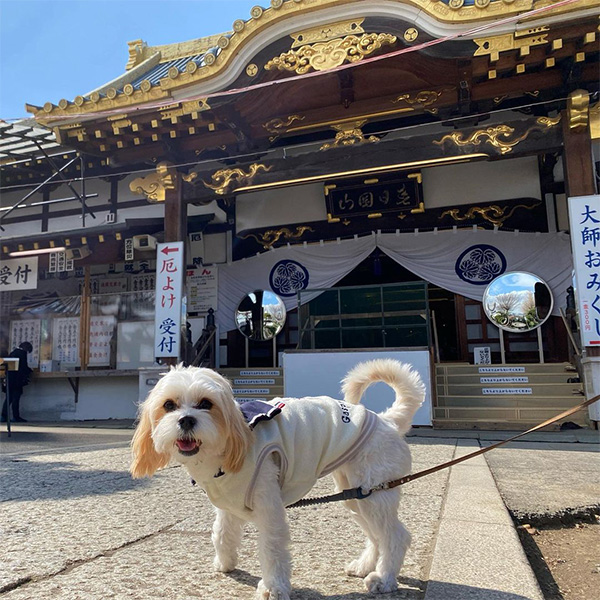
top-left (0, 0), bottom-right (260, 122)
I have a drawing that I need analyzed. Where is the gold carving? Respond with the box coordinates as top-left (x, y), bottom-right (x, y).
top-left (240, 226), bottom-right (315, 249)
top-left (265, 33), bottom-right (397, 74)
top-left (246, 63), bottom-right (259, 77)
top-left (129, 162), bottom-right (178, 203)
top-left (320, 120), bottom-right (380, 151)
top-left (290, 19), bottom-right (365, 48)
top-left (263, 115), bottom-right (305, 140)
top-left (590, 103), bottom-right (599, 140)
top-left (404, 28), bottom-right (419, 43)
top-left (433, 116), bottom-right (561, 155)
top-left (392, 89), bottom-right (453, 115)
top-left (439, 202), bottom-right (541, 227)
top-left (567, 90), bottom-right (590, 130)
top-left (203, 163), bottom-right (272, 196)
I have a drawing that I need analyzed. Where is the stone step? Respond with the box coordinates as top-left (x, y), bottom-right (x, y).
top-left (436, 383), bottom-right (583, 397)
top-left (436, 373), bottom-right (579, 385)
top-left (436, 362), bottom-right (577, 375)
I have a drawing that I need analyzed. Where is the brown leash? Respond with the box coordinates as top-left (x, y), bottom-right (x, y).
top-left (288, 394), bottom-right (600, 508)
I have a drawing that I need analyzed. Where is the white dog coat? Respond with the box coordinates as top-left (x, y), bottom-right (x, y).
top-left (202, 397), bottom-right (378, 518)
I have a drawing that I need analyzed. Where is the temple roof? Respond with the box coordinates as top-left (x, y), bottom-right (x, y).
top-left (27, 0), bottom-right (598, 123)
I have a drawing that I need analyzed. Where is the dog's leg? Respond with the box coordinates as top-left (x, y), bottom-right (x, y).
top-left (251, 458), bottom-right (291, 600)
top-left (344, 509), bottom-right (379, 578)
top-left (357, 490), bottom-right (411, 594)
top-left (212, 508), bottom-right (244, 573)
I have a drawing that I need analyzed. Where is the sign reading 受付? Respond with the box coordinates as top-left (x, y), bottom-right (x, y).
top-left (568, 195), bottom-right (600, 347)
top-left (0, 257), bottom-right (38, 291)
top-left (154, 242), bottom-right (184, 358)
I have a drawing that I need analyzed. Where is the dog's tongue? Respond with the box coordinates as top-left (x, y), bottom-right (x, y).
top-left (176, 439), bottom-right (198, 452)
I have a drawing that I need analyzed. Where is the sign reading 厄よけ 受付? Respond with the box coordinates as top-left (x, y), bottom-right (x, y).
top-left (0, 257), bottom-right (38, 290)
top-left (568, 195), bottom-right (600, 347)
top-left (154, 242), bottom-right (184, 358)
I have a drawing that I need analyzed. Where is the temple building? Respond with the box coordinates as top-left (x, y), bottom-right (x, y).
top-left (1, 0), bottom-right (598, 427)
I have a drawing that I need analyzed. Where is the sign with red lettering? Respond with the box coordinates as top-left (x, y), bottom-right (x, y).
top-left (154, 242), bottom-right (184, 358)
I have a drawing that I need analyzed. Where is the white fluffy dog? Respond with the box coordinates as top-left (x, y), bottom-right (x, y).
top-left (131, 359), bottom-right (425, 599)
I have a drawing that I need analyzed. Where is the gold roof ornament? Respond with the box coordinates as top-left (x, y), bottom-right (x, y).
top-left (392, 89), bottom-right (454, 114)
top-left (239, 226), bottom-right (315, 249)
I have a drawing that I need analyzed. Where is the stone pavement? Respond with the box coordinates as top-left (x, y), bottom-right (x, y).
top-left (1, 423), bottom-right (598, 600)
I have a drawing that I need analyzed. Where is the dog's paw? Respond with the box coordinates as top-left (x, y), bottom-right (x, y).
top-left (255, 579), bottom-right (291, 600)
top-left (213, 555), bottom-right (236, 573)
top-left (346, 558), bottom-right (374, 578)
top-left (364, 572), bottom-right (398, 594)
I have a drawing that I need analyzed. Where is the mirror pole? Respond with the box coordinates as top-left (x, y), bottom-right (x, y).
top-left (537, 327), bottom-right (545, 364)
top-left (499, 328), bottom-right (506, 365)
top-left (245, 336), bottom-right (249, 369)
top-left (272, 336), bottom-right (277, 368)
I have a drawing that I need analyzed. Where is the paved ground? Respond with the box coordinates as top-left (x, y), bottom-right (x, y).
top-left (1, 423), bottom-right (598, 600)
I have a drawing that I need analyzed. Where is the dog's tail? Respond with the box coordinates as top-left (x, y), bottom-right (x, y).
top-left (341, 359), bottom-right (426, 435)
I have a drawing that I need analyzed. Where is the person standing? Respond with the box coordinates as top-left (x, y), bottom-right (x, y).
top-left (1, 341), bottom-right (33, 423)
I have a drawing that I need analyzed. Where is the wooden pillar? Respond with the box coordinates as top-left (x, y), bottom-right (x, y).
top-left (163, 173), bottom-right (187, 366)
top-left (562, 91), bottom-right (598, 363)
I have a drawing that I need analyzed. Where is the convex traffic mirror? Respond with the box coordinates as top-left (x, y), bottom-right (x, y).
top-left (482, 272), bottom-right (553, 333)
top-left (235, 290), bottom-right (287, 341)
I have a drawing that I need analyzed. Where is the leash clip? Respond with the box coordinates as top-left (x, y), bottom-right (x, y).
top-left (341, 487), bottom-right (372, 501)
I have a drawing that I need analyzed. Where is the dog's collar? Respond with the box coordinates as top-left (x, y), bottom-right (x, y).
top-left (191, 466), bottom-right (225, 487)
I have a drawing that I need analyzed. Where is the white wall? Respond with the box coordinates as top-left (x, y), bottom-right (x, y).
top-left (422, 156), bottom-right (541, 209)
top-left (283, 349), bottom-right (432, 426)
top-left (19, 376), bottom-right (139, 421)
top-left (236, 183), bottom-right (327, 232)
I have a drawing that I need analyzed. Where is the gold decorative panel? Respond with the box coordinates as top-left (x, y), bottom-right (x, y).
top-left (290, 19), bottom-right (365, 48)
top-left (265, 33), bottom-right (397, 74)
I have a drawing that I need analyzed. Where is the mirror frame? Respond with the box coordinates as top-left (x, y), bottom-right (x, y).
top-left (235, 290), bottom-right (287, 341)
top-left (482, 271), bottom-right (554, 333)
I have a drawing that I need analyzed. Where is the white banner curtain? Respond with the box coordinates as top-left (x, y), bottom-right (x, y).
top-left (216, 230), bottom-right (572, 333)
top-left (377, 229), bottom-right (573, 314)
top-left (217, 234), bottom-right (376, 332)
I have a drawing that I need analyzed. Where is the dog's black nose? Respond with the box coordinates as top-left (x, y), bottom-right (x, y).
top-left (178, 416), bottom-right (197, 431)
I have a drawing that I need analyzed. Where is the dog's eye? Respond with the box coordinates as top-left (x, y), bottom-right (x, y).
top-left (195, 398), bottom-right (212, 410)
top-left (163, 399), bottom-right (177, 412)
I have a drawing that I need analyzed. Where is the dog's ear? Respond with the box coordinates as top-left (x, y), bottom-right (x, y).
top-left (130, 403), bottom-right (170, 478)
top-left (222, 412), bottom-right (252, 473)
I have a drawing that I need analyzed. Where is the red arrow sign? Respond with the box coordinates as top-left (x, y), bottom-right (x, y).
top-left (161, 246), bottom-right (179, 255)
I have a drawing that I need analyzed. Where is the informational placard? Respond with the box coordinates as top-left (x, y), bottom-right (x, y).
top-left (52, 317), bottom-right (80, 365)
top-left (473, 346), bottom-right (491, 364)
top-left (88, 316), bottom-right (117, 366)
top-left (9, 319), bottom-right (41, 368)
top-left (125, 238), bottom-right (134, 261)
top-left (97, 278), bottom-right (128, 294)
top-left (186, 266), bottom-right (218, 313)
top-left (0, 257), bottom-right (38, 291)
top-left (568, 195), bottom-right (600, 347)
top-left (154, 242), bottom-right (184, 358)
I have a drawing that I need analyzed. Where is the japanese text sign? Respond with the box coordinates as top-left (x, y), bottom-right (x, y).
top-left (0, 257), bottom-right (38, 291)
top-left (568, 195), bottom-right (600, 347)
top-left (155, 242), bottom-right (184, 358)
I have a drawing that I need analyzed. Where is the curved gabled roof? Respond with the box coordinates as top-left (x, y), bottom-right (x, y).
top-left (27, 0), bottom-right (596, 123)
